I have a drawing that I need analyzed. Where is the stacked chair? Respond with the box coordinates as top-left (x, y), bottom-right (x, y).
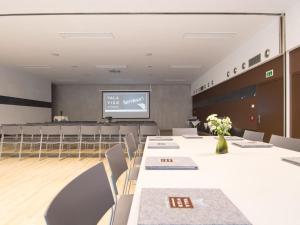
top-left (0, 123), bottom-right (161, 160)
top-left (40, 125), bottom-right (61, 159)
top-left (59, 126), bottom-right (81, 159)
top-left (19, 125), bottom-right (42, 158)
top-left (79, 125), bottom-right (101, 159)
top-left (100, 125), bottom-right (120, 150)
top-left (0, 125), bottom-right (22, 159)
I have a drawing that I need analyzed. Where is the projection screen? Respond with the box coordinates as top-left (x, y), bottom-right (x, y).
top-left (102, 91), bottom-right (150, 119)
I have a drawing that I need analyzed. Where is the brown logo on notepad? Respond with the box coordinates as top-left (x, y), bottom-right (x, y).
top-left (168, 197), bottom-right (193, 208)
top-left (161, 158), bottom-right (173, 163)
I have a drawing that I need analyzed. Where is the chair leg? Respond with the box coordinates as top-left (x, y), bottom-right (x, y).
top-left (58, 143), bottom-right (62, 159)
top-left (123, 170), bottom-right (129, 195)
top-left (0, 139), bottom-right (3, 159)
top-left (109, 205), bottom-right (116, 225)
top-left (38, 142), bottom-right (43, 160)
top-left (18, 142), bottom-right (23, 160)
top-left (78, 142), bottom-right (82, 160)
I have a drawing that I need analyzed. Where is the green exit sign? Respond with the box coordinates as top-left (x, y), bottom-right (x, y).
top-left (266, 69), bottom-right (274, 78)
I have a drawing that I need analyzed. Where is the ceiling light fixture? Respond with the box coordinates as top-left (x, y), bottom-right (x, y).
top-left (146, 53), bottom-right (152, 56)
top-left (96, 65), bottom-right (127, 69)
top-left (59, 32), bottom-right (114, 39)
top-left (183, 32), bottom-right (237, 39)
top-left (51, 53), bottom-right (60, 57)
top-left (164, 79), bottom-right (187, 82)
top-left (170, 65), bottom-right (202, 69)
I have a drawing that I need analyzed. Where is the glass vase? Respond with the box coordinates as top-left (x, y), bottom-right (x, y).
top-left (216, 135), bottom-right (228, 154)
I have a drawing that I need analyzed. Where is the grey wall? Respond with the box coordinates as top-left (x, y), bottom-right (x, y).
top-left (52, 84), bottom-right (192, 130)
top-left (0, 67), bottom-right (52, 125)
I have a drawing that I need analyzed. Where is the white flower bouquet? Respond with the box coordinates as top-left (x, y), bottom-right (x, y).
top-left (206, 114), bottom-right (232, 136)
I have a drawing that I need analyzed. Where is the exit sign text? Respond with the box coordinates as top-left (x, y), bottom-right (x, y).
top-left (266, 69), bottom-right (274, 78)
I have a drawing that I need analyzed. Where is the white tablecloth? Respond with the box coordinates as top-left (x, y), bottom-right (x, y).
top-left (127, 136), bottom-right (300, 225)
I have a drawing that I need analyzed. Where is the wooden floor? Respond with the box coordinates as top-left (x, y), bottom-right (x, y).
top-left (0, 157), bottom-right (131, 225)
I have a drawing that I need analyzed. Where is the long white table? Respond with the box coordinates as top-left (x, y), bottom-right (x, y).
top-left (127, 136), bottom-right (300, 225)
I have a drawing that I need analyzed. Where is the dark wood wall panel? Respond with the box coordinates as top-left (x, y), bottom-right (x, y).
top-left (193, 56), bottom-right (284, 141)
top-left (290, 47), bottom-right (300, 138)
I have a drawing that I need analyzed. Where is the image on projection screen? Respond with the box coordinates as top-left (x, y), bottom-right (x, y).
top-left (102, 91), bottom-right (150, 118)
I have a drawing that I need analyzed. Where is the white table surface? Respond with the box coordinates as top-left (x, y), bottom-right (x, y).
top-left (127, 136), bottom-right (300, 225)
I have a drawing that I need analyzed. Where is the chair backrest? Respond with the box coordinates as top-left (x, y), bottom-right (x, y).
top-left (124, 133), bottom-right (138, 160)
top-left (119, 126), bottom-right (139, 142)
top-left (41, 126), bottom-right (61, 135)
top-left (172, 128), bottom-right (197, 136)
top-left (61, 126), bottom-right (80, 136)
top-left (230, 127), bottom-right (245, 137)
top-left (105, 144), bottom-right (128, 195)
top-left (100, 126), bottom-right (119, 135)
top-left (80, 125), bottom-right (99, 135)
top-left (22, 126), bottom-right (41, 135)
top-left (1, 125), bottom-right (21, 135)
top-left (270, 135), bottom-right (300, 152)
top-left (45, 163), bottom-right (114, 225)
top-left (139, 125), bottom-right (159, 136)
top-left (243, 130), bottom-right (264, 142)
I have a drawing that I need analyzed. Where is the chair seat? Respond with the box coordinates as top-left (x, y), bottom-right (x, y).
top-left (128, 167), bottom-right (139, 181)
top-left (2, 139), bottom-right (22, 143)
top-left (112, 194), bottom-right (133, 225)
top-left (134, 156), bottom-right (142, 165)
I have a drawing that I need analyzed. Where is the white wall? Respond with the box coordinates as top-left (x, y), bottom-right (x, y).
top-left (286, 1), bottom-right (300, 51)
top-left (53, 84), bottom-right (192, 130)
top-left (0, 67), bottom-right (52, 125)
top-left (191, 18), bottom-right (280, 95)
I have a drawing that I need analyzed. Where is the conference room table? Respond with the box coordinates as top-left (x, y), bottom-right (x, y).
top-left (127, 136), bottom-right (300, 225)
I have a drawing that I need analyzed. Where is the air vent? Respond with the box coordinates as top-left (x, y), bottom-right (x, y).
top-left (248, 54), bottom-right (261, 67)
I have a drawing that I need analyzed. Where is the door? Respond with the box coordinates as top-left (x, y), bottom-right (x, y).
top-left (256, 79), bottom-right (284, 142)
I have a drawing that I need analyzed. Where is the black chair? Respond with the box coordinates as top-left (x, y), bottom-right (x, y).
top-left (230, 127), bottom-right (245, 137)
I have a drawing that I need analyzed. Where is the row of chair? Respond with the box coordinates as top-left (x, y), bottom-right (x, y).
top-left (171, 128), bottom-right (300, 152)
top-left (45, 136), bottom-right (141, 225)
top-left (0, 124), bottom-right (159, 159)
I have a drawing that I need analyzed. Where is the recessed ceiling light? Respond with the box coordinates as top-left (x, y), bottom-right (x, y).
top-left (59, 32), bottom-right (114, 39)
top-left (21, 65), bottom-right (51, 69)
top-left (164, 79), bottom-right (187, 82)
top-left (96, 65), bottom-right (127, 69)
top-left (51, 53), bottom-right (60, 57)
top-left (183, 32), bottom-right (237, 39)
top-left (146, 53), bottom-right (152, 56)
top-left (170, 65), bottom-right (202, 69)
top-left (148, 65), bottom-right (153, 68)
top-left (71, 65), bottom-right (79, 68)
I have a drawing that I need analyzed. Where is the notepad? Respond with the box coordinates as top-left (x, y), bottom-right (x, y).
top-left (145, 157), bottom-right (198, 170)
top-left (182, 135), bottom-right (203, 139)
top-left (232, 141), bottom-right (273, 148)
top-left (149, 136), bottom-right (173, 141)
top-left (214, 136), bottom-right (244, 141)
top-left (147, 142), bottom-right (180, 149)
top-left (282, 157), bottom-right (300, 167)
top-left (138, 188), bottom-right (252, 225)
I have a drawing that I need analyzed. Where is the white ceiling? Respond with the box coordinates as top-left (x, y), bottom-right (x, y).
top-left (0, 0), bottom-right (295, 84)
top-left (0, 0), bottom-right (296, 14)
